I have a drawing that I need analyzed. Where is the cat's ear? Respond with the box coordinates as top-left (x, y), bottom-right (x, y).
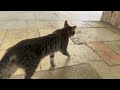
top-left (71, 26), bottom-right (77, 30)
top-left (64, 20), bottom-right (69, 27)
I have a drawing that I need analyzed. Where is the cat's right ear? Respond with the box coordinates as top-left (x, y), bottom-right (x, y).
top-left (71, 26), bottom-right (77, 30)
top-left (64, 20), bottom-right (69, 27)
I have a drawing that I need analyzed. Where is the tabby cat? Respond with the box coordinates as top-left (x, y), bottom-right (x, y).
top-left (0, 21), bottom-right (76, 79)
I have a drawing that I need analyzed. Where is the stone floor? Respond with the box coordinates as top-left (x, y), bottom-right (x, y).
top-left (1, 11), bottom-right (120, 79)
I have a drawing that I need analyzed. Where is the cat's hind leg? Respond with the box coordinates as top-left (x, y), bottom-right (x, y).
top-left (61, 50), bottom-right (70, 57)
top-left (0, 55), bottom-right (18, 79)
top-left (24, 66), bottom-right (38, 79)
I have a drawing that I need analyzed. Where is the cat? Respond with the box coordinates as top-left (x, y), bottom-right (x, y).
top-left (0, 21), bottom-right (77, 79)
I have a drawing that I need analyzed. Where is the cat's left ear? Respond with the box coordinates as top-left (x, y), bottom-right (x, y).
top-left (71, 26), bottom-right (77, 30)
top-left (64, 20), bottom-right (69, 27)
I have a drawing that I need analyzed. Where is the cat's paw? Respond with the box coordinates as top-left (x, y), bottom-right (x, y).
top-left (51, 62), bottom-right (56, 67)
top-left (68, 55), bottom-right (70, 58)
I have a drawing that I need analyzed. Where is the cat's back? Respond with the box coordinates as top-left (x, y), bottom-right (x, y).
top-left (9, 31), bottom-right (60, 50)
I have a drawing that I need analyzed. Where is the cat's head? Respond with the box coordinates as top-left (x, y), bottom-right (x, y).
top-left (64, 20), bottom-right (77, 37)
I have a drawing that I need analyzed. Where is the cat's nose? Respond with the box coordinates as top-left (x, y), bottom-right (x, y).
top-left (72, 32), bottom-right (75, 35)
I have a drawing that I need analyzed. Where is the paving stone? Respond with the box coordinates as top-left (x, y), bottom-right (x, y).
top-left (67, 14), bottom-right (100, 21)
top-left (110, 65), bottom-right (120, 79)
top-left (87, 42), bottom-right (120, 66)
top-left (104, 41), bottom-right (120, 55)
top-left (85, 21), bottom-right (113, 28)
top-left (70, 21), bottom-right (92, 28)
top-left (39, 29), bottom-right (56, 36)
top-left (49, 21), bottom-right (66, 29)
top-left (10, 63), bottom-right (102, 79)
top-left (89, 61), bottom-right (117, 79)
top-left (40, 44), bottom-right (101, 71)
top-left (38, 21), bottom-right (55, 29)
top-left (0, 30), bottom-right (7, 46)
top-left (71, 28), bottom-right (120, 44)
top-left (0, 12), bottom-right (36, 20)
top-left (106, 27), bottom-right (120, 34)
top-left (27, 21), bottom-right (39, 29)
top-left (0, 21), bottom-right (27, 29)
top-left (26, 29), bottom-right (40, 38)
top-left (54, 12), bottom-right (70, 20)
top-left (13, 68), bottom-right (25, 76)
top-left (1, 29), bottom-right (40, 49)
top-left (0, 49), bottom-right (6, 60)
top-left (38, 63), bottom-right (102, 79)
top-left (34, 12), bottom-right (60, 20)
top-left (67, 11), bottom-right (102, 15)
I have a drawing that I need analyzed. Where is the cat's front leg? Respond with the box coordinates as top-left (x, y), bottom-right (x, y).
top-left (50, 53), bottom-right (55, 67)
top-left (61, 50), bottom-right (70, 57)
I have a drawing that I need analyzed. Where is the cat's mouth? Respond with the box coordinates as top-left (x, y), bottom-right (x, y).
top-left (71, 32), bottom-right (75, 36)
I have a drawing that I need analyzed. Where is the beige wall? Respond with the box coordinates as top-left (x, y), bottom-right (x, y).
top-left (101, 11), bottom-right (120, 28)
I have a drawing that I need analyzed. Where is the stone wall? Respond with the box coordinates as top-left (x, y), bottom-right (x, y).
top-left (101, 11), bottom-right (120, 28)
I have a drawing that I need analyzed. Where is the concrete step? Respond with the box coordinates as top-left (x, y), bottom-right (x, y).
top-left (10, 63), bottom-right (102, 79)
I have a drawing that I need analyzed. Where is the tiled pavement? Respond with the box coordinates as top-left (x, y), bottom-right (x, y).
top-left (1, 11), bottom-right (120, 79)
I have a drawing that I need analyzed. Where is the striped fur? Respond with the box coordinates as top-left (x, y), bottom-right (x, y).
top-left (0, 21), bottom-right (76, 79)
